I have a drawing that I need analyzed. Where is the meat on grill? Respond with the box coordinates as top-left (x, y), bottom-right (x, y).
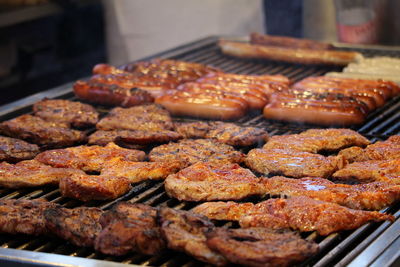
top-left (44, 207), bottom-right (103, 247)
top-left (0, 160), bottom-right (84, 188)
top-left (174, 121), bottom-right (212, 139)
top-left (33, 99), bottom-right (99, 128)
top-left (193, 196), bottom-right (394, 236)
top-left (35, 142), bottom-right (145, 172)
top-left (206, 227), bottom-right (319, 267)
top-left (87, 130), bottom-right (145, 149)
top-left (0, 114), bottom-right (86, 148)
top-left (157, 207), bottom-right (228, 266)
top-left (0, 136), bottom-right (40, 162)
top-left (102, 159), bottom-right (183, 183)
top-left (0, 199), bottom-right (57, 235)
top-left (59, 173), bottom-right (131, 201)
top-left (95, 202), bottom-right (165, 255)
top-left (149, 139), bottom-right (244, 167)
top-left (263, 128), bottom-right (370, 153)
top-left (245, 148), bottom-right (345, 178)
top-left (164, 162), bottom-right (264, 201)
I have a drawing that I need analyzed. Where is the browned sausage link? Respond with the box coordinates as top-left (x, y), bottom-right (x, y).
top-left (219, 40), bottom-right (363, 66)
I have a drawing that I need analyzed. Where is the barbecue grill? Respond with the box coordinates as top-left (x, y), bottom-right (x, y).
top-left (0, 36), bottom-right (400, 267)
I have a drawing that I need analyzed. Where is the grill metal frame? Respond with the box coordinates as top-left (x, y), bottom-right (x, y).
top-left (0, 36), bottom-right (400, 267)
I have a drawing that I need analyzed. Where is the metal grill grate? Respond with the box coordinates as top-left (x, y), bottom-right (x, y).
top-left (1, 36), bottom-right (400, 267)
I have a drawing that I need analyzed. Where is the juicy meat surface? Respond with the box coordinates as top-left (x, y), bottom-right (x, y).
top-left (174, 121), bottom-right (211, 139)
top-left (35, 142), bottom-right (145, 172)
top-left (245, 148), bottom-right (345, 178)
top-left (149, 139), bottom-right (244, 167)
top-left (33, 99), bottom-right (99, 128)
top-left (115, 129), bottom-right (182, 145)
top-left (263, 128), bottom-right (370, 153)
top-left (333, 159), bottom-right (400, 183)
top-left (96, 105), bottom-right (174, 131)
top-left (95, 202), bottom-right (165, 255)
top-left (0, 136), bottom-right (39, 162)
top-left (164, 162), bottom-right (264, 201)
top-left (0, 114), bottom-right (86, 148)
top-left (59, 174), bottom-right (131, 202)
top-left (0, 199), bottom-right (57, 235)
top-left (87, 130), bottom-right (145, 149)
top-left (44, 207), bottom-right (103, 247)
top-left (194, 196), bottom-right (394, 236)
top-left (102, 159), bottom-right (183, 183)
top-left (158, 207), bottom-right (228, 266)
top-left (206, 227), bottom-right (319, 267)
top-left (0, 160), bottom-right (84, 188)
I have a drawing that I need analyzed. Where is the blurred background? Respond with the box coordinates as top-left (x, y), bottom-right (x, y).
top-left (0, 0), bottom-right (398, 105)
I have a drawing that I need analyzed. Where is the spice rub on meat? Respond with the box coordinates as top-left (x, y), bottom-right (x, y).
top-left (33, 99), bottom-right (99, 128)
top-left (0, 114), bottom-right (86, 148)
top-left (194, 196), bottom-right (394, 236)
top-left (149, 139), bottom-right (244, 167)
top-left (0, 136), bottom-right (39, 162)
top-left (95, 202), bottom-right (165, 256)
top-left (35, 142), bottom-right (145, 172)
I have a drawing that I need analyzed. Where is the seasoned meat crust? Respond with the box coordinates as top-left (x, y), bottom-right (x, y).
top-left (158, 207), bottom-right (228, 266)
top-left (95, 202), bottom-right (165, 255)
top-left (194, 196), bottom-right (394, 236)
top-left (149, 139), bottom-right (244, 167)
top-left (0, 136), bottom-right (39, 162)
top-left (0, 199), bottom-right (57, 235)
top-left (206, 227), bottom-right (319, 267)
top-left (245, 148), bottom-right (346, 178)
top-left (33, 99), bottom-right (99, 128)
top-left (44, 207), bottom-right (103, 247)
top-left (87, 130), bottom-right (145, 149)
top-left (0, 114), bottom-right (86, 148)
top-left (35, 142), bottom-right (145, 172)
top-left (0, 160), bottom-right (83, 188)
top-left (263, 128), bottom-right (370, 153)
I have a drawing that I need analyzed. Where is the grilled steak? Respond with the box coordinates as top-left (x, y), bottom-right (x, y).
top-left (206, 227), bottom-right (319, 267)
top-left (45, 207), bottom-right (103, 247)
top-left (95, 202), bottom-right (165, 255)
top-left (33, 99), bottom-right (99, 128)
top-left (0, 136), bottom-right (39, 162)
top-left (87, 130), bottom-right (145, 149)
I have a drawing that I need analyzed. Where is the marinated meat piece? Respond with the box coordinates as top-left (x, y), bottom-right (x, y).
top-left (165, 162), bottom-right (264, 201)
top-left (174, 121), bottom-right (211, 139)
top-left (0, 114), bottom-right (86, 148)
top-left (87, 130), bottom-right (144, 149)
top-left (102, 159), bottom-right (183, 183)
top-left (59, 174), bottom-right (131, 201)
top-left (245, 148), bottom-right (345, 178)
top-left (206, 227), bottom-right (319, 267)
top-left (263, 128), bottom-right (370, 153)
top-left (0, 160), bottom-right (83, 188)
top-left (33, 99), bottom-right (99, 128)
top-left (149, 139), bottom-right (244, 167)
top-left (96, 105), bottom-right (174, 131)
top-left (35, 142), bottom-right (145, 172)
top-left (338, 146), bottom-right (369, 163)
top-left (158, 207), bottom-right (227, 266)
top-left (95, 202), bottom-right (165, 255)
top-left (44, 207), bottom-right (103, 247)
top-left (0, 136), bottom-right (39, 162)
top-left (0, 199), bottom-right (57, 235)
top-left (194, 196), bottom-right (394, 236)
top-left (333, 159), bottom-right (400, 183)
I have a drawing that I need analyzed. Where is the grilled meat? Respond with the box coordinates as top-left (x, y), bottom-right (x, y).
top-left (0, 199), bottom-right (57, 235)
top-left (194, 196), bottom-right (394, 236)
top-left (0, 114), bottom-right (86, 148)
top-left (206, 227), bottom-right (319, 267)
top-left (263, 128), bottom-right (370, 153)
top-left (115, 129), bottom-right (182, 145)
top-left (165, 162), bottom-right (264, 201)
top-left (59, 174), bottom-right (131, 202)
top-left (174, 121), bottom-right (212, 139)
top-left (44, 207), bottom-right (103, 247)
top-left (158, 207), bottom-right (228, 266)
top-left (87, 130), bottom-right (145, 149)
top-left (0, 160), bottom-right (83, 188)
top-left (33, 99), bottom-right (99, 128)
top-left (95, 202), bottom-right (165, 255)
top-left (35, 142), bottom-right (145, 172)
top-left (245, 148), bottom-right (345, 178)
top-left (0, 136), bottom-right (39, 162)
top-left (149, 139), bottom-right (244, 167)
